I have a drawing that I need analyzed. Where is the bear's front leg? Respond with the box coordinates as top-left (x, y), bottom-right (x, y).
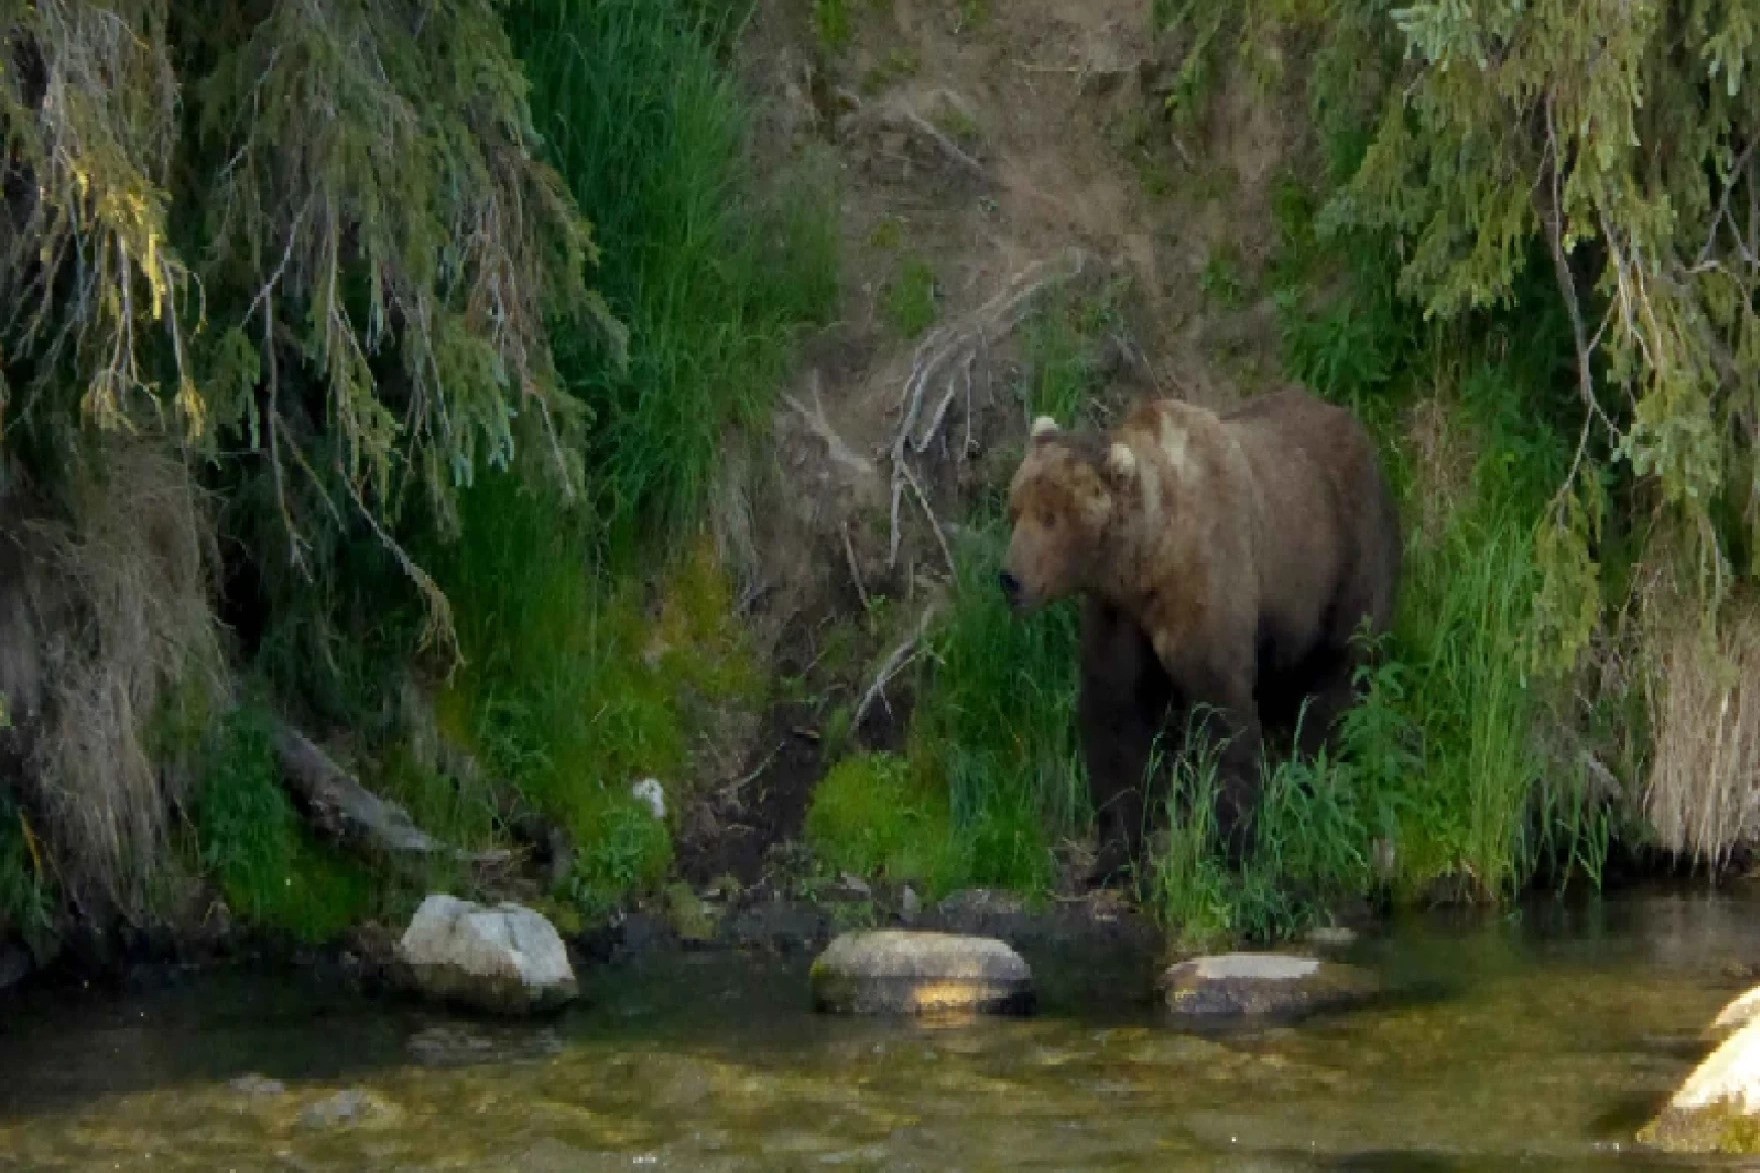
top-left (1078, 600), bottom-right (1172, 888)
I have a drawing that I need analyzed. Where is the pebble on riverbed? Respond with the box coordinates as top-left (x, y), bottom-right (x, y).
top-left (1159, 952), bottom-right (1380, 1021)
top-left (809, 930), bottom-right (1035, 1017)
top-left (296, 1088), bottom-right (399, 1129)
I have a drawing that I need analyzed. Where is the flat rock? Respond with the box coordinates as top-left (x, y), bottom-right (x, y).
top-left (1641, 1008), bottom-right (1760, 1154)
top-left (396, 894), bottom-right (577, 1015)
top-left (1160, 952), bottom-right (1379, 1020)
top-left (810, 930), bottom-right (1034, 1016)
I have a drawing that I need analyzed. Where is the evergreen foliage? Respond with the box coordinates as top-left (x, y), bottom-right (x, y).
top-left (1168, 0), bottom-right (1758, 637)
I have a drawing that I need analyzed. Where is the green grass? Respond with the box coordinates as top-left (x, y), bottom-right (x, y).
top-left (805, 752), bottom-right (960, 891)
top-left (507, 0), bottom-right (837, 557)
top-left (813, 0), bottom-right (852, 51)
top-left (909, 522), bottom-right (1087, 895)
top-left (884, 258), bottom-right (940, 339)
top-left (191, 707), bottom-right (374, 943)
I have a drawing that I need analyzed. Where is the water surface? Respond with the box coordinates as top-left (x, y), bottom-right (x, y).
top-left (3, 889), bottom-right (1758, 1170)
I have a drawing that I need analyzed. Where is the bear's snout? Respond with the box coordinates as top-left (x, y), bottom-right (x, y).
top-left (998, 569), bottom-right (1022, 608)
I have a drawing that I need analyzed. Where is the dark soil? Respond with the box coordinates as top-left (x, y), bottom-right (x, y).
top-left (673, 698), bottom-right (823, 889)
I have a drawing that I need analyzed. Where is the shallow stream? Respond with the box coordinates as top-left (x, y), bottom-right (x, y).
top-left (4, 888), bottom-right (1759, 1170)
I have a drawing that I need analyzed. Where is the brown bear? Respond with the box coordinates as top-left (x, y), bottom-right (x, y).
top-left (999, 386), bottom-right (1402, 883)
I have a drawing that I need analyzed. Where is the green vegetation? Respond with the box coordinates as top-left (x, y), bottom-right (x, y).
top-left (884, 259), bottom-right (941, 339)
top-left (805, 282), bottom-right (1119, 898)
top-left (813, 0), bottom-right (853, 52)
top-left (0, 0), bottom-right (834, 948)
top-left (190, 708), bottom-right (373, 943)
top-left (805, 752), bottom-right (958, 892)
top-left (0, 795), bottom-right (53, 959)
top-left (429, 0), bottom-right (835, 915)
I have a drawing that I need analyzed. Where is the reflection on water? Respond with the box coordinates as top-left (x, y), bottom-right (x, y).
top-left (2, 888), bottom-right (1759, 1171)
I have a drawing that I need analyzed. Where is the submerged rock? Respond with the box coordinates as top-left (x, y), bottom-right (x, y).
top-left (396, 894), bottom-right (577, 1015)
top-left (226, 1073), bottom-right (287, 1097)
top-left (1641, 991), bottom-right (1760, 1154)
top-left (1305, 925), bottom-right (1358, 951)
top-left (1159, 952), bottom-right (1379, 1021)
top-left (810, 930), bottom-right (1034, 1016)
top-left (297, 1087), bottom-right (396, 1129)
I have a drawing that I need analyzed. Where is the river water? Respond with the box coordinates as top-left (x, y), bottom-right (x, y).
top-left (2, 887), bottom-right (1757, 1171)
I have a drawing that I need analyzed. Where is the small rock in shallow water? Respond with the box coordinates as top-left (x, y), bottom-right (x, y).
top-left (1305, 925), bottom-right (1358, 950)
top-left (1159, 952), bottom-right (1379, 1021)
top-left (406, 1022), bottom-right (563, 1068)
top-left (1641, 994), bottom-right (1760, 1154)
top-left (810, 930), bottom-right (1033, 1016)
top-left (227, 1073), bottom-right (286, 1097)
top-left (297, 1088), bottom-right (394, 1129)
top-left (900, 885), bottom-right (922, 922)
top-left (396, 894), bottom-right (577, 1015)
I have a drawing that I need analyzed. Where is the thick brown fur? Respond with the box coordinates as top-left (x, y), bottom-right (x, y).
top-left (1000, 387), bottom-right (1402, 883)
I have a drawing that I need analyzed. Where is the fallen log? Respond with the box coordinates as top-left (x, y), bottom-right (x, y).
top-left (272, 722), bottom-right (511, 866)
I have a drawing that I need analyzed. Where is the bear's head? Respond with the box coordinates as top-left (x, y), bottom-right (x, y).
top-left (999, 415), bottom-right (1137, 613)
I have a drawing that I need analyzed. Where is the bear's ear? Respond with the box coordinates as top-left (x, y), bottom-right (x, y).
top-left (1030, 415), bottom-right (1059, 440)
top-left (1104, 441), bottom-right (1137, 483)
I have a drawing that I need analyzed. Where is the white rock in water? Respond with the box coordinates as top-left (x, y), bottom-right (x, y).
top-left (810, 930), bottom-right (1034, 1016)
top-left (396, 894), bottom-right (577, 1015)
top-left (631, 777), bottom-right (666, 820)
top-left (1714, 985), bottom-right (1760, 1037)
top-left (1641, 1003), bottom-right (1760, 1154)
top-left (1160, 951), bottom-right (1378, 1020)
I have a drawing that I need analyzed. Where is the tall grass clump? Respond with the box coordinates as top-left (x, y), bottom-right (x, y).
top-left (907, 522), bottom-right (1086, 894)
top-left (505, 0), bottom-right (837, 555)
top-left (423, 0), bottom-right (837, 913)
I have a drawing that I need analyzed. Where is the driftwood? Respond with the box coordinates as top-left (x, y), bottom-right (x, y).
top-left (272, 722), bottom-right (510, 866)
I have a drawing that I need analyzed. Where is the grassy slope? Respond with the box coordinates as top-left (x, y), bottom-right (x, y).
top-left (165, 0), bottom-right (838, 941)
top-left (418, 0), bottom-right (835, 913)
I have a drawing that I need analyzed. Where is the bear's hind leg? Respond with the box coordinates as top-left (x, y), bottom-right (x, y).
top-left (1163, 645), bottom-right (1264, 867)
top-left (1291, 650), bottom-right (1360, 761)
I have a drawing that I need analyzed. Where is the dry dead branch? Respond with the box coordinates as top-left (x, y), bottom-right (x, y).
top-left (886, 248), bottom-right (1091, 568)
top-left (273, 722), bottom-right (510, 866)
top-left (851, 603), bottom-right (940, 729)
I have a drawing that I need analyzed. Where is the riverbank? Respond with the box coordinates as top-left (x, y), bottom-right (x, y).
top-left (4, 0), bottom-right (1755, 981)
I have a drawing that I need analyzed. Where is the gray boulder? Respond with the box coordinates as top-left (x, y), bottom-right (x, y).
top-left (1160, 952), bottom-right (1378, 1021)
top-left (396, 894), bottom-right (577, 1015)
top-left (810, 929), bottom-right (1033, 1016)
